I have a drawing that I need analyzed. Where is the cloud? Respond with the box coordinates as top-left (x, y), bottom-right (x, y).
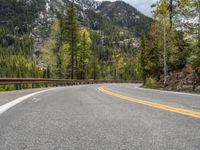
top-left (97, 0), bottom-right (158, 17)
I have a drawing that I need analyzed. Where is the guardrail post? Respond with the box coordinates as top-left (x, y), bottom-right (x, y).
top-left (15, 83), bottom-right (21, 90)
top-left (32, 83), bottom-right (35, 89)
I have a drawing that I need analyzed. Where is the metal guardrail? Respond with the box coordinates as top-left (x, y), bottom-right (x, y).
top-left (0, 78), bottom-right (142, 86)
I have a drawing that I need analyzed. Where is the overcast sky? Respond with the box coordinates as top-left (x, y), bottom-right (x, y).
top-left (97, 0), bottom-right (158, 17)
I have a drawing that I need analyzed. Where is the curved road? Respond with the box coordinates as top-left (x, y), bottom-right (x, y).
top-left (0, 84), bottom-right (200, 150)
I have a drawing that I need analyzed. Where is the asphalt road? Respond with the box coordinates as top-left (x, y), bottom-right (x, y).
top-left (0, 84), bottom-right (200, 150)
top-left (0, 88), bottom-right (48, 106)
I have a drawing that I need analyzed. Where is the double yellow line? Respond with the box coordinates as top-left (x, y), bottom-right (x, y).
top-left (98, 86), bottom-right (200, 119)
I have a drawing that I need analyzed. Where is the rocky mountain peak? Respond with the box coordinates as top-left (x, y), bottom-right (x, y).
top-left (71, 0), bottom-right (101, 9)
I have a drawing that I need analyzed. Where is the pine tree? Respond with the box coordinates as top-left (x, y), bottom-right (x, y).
top-left (63, 2), bottom-right (80, 79)
top-left (155, 0), bottom-right (170, 84)
top-left (177, 0), bottom-right (200, 73)
top-left (147, 21), bottom-right (163, 79)
top-left (77, 29), bottom-right (92, 79)
top-left (140, 32), bottom-right (148, 82)
top-left (42, 19), bottom-right (63, 78)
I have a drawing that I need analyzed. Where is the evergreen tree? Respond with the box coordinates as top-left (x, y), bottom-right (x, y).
top-left (63, 2), bottom-right (80, 79)
top-left (154, 0), bottom-right (169, 84)
top-left (140, 32), bottom-right (148, 82)
top-left (42, 20), bottom-right (63, 78)
top-left (77, 29), bottom-right (92, 79)
top-left (147, 21), bottom-right (162, 79)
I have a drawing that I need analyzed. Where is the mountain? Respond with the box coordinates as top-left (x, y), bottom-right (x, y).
top-left (72, 0), bottom-right (101, 9)
top-left (0, 0), bottom-right (151, 55)
top-left (96, 1), bottom-right (152, 35)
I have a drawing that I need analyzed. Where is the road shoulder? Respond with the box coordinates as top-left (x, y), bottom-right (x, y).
top-left (0, 88), bottom-right (48, 106)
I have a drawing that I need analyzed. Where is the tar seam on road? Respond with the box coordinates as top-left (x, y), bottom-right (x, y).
top-left (98, 86), bottom-right (200, 119)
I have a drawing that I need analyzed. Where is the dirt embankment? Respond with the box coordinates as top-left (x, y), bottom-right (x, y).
top-left (159, 65), bottom-right (200, 93)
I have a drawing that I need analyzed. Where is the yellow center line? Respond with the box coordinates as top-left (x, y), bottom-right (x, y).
top-left (98, 86), bottom-right (200, 119)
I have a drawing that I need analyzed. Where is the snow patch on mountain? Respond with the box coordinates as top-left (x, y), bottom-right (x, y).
top-left (70, 0), bottom-right (101, 9)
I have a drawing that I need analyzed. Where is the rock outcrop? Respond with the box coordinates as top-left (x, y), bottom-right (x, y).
top-left (160, 65), bottom-right (200, 93)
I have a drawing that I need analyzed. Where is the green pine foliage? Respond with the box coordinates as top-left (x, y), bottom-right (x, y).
top-left (62, 2), bottom-right (80, 79)
top-left (0, 0), bottom-right (46, 90)
top-left (41, 2), bottom-right (143, 81)
top-left (140, 0), bottom-right (200, 86)
top-left (140, 32), bottom-right (148, 81)
top-left (0, 1), bottom-right (151, 92)
top-left (77, 29), bottom-right (92, 79)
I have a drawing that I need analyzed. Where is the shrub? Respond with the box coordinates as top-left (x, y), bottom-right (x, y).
top-left (144, 77), bottom-right (158, 88)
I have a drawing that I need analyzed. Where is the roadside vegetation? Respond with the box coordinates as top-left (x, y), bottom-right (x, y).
top-left (0, 2), bottom-right (142, 91)
top-left (140, 0), bottom-right (200, 92)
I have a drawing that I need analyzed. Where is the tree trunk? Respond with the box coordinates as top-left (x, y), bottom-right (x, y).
top-left (169, 0), bottom-right (173, 27)
top-left (198, 0), bottom-right (200, 46)
top-left (71, 40), bottom-right (74, 79)
top-left (93, 61), bottom-right (96, 80)
top-left (163, 25), bottom-right (168, 85)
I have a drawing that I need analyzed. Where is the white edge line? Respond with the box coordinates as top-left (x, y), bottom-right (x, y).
top-left (0, 88), bottom-right (59, 115)
top-left (134, 86), bottom-right (200, 97)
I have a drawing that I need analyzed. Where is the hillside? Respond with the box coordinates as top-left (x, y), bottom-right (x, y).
top-left (97, 1), bottom-right (151, 36)
top-left (0, 0), bottom-right (151, 53)
top-left (0, 0), bottom-right (151, 81)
